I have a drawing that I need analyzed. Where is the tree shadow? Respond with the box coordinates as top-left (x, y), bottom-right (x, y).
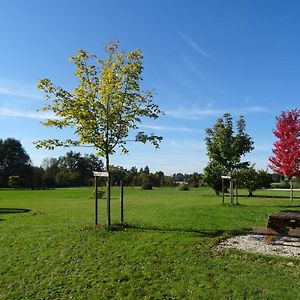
top-left (106, 223), bottom-right (249, 238)
top-left (0, 208), bottom-right (30, 222)
top-left (277, 205), bottom-right (300, 208)
top-left (236, 194), bottom-right (300, 200)
top-left (0, 208), bottom-right (30, 215)
top-left (232, 201), bottom-right (300, 208)
top-left (247, 205), bottom-right (300, 208)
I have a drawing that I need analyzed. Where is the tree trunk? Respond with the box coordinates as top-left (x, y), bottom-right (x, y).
top-left (290, 178), bottom-right (293, 201)
top-left (105, 152), bottom-right (111, 226)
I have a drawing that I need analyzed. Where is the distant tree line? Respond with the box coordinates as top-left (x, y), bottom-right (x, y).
top-left (0, 138), bottom-right (104, 188)
top-left (40, 151), bottom-right (104, 188)
top-left (0, 137), bottom-right (278, 192)
top-left (0, 138), bottom-right (203, 189)
top-left (43, 162), bottom-right (203, 189)
top-left (108, 166), bottom-right (202, 188)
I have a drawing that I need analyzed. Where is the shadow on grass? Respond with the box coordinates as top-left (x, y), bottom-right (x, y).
top-left (0, 208), bottom-right (30, 214)
top-left (240, 204), bottom-right (300, 209)
top-left (0, 208), bottom-right (30, 222)
top-left (277, 206), bottom-right (300, 209)
top-left (227, 202), bottom-right (300, 209)
top-left (104, 223), bottom-right (249, 238)
top-left (236, 194), bottom-right (300, 200)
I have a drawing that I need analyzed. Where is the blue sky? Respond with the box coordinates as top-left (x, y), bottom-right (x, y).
top-left (1, 0), bottom-right (300, 174)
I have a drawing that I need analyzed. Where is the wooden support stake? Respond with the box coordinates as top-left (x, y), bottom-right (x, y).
top-left (235, 180), bottom-right (238, 205)
top-left (290, 178), bottom-right (294, 201)
top-left (95, 177), bottom-right (98, 226)
top-left (230, 179), bottom-right (233, 205)
top-left (120, 180), bottom-right (124, 223)
top-left (222, 178), bottom-right (224, 204)
top-left (106, 173), bottom-right (111, 226)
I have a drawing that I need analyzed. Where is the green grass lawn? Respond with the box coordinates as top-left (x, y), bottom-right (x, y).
top-left (1, 187), bottom-right (300, 299)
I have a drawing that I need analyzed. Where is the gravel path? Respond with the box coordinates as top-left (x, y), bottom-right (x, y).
top-left (218, 234), bottom-right (300, 258)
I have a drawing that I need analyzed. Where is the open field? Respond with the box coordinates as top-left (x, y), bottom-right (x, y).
top-left (1, 187), bottom-right (300, 299)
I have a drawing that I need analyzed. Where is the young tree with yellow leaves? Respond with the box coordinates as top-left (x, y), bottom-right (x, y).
top-left (35, 42), bottom-right (163, 226)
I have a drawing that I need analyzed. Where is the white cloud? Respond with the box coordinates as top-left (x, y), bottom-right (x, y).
top-left (140, 124), bottom-right (197, 132)
top-left (167, 139), bottom-right (206, 151)
top-left (181, 55), bottom-right (206, 81)
top-left (177, 31), bottom-right (210, 58)
top-left (180, 54), bottom-right (230, 96)
top-left (166, 105), bottom-right (267, 119)
top-left (0, 78), bottom-right (42, 99)
top-left (0, 107), bottom-right (54, 119)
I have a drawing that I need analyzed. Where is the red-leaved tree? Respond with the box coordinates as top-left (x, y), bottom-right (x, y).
top-left (269, 109), bottom-right (300, 200)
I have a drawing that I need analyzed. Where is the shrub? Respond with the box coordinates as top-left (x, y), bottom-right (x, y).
top-left (270, 182), bottom-right (290, 189)
top-left (293, 181), bottom-right (300, 189)
top-left (55, 171), bottom-right (80, 187)
top-left (92, 188), bottom-right (105, 199)
top-left (142, 183), bottom-right (153, 190)
top-left (8, 176), bottom-right (20, 189)
top-left (236, 167), bottom-right (258, 196)
top-left (270, 179), bottom-right (300, 189)
top-left (190, 182), bottom-right (199, 188)
top-left (179, 183), bottom-right (189, 191)
top-left (257, 170), bottom-right (273, 189)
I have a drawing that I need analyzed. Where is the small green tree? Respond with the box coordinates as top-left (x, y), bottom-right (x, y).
top-left (236, 166), bottom-right (258, 197)
top-left (236, 168), bottom-right (273, 197)
top-left (204, 113), bottom-right (254, 198)
top-left (35, 42), bottom-right (163, 225)
top-left (205, 113), bottom-right (254, 172)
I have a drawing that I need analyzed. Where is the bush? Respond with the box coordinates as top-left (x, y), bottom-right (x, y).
top-left (236, 167), bottom-right (258, 196)
top-left (142, 183), bottom-right (153, 190)
top-left (293, 181), bottom-right (300, 189)
top-left (179, 183), bottom-right (189, 191)
top-left (270, 179), bottom-right (300, 189)
top-left (270, 182), bottom-right (290, 189)
top-left (8, 176), bottom-right (20, 188)
top-left (190, 182), bottom-right (199, 188)
top-left (92, 188), bottom-right (105, 199)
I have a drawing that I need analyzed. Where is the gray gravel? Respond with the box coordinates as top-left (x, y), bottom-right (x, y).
top-left (218, 234), bottom-right (300, 258)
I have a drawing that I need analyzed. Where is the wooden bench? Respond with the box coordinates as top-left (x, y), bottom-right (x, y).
top-left (253, 210), bottom-right (300, 243)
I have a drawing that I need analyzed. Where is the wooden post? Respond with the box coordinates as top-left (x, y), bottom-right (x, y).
top-left (230, 179), bottom-right (233, 205)
top-left (94, 177), bottom-right (98, 226)
top-left (290, 178), bottom-right (294, 201)
top-left (235, 180), bottom-right (238, 205)
top-left (221, 176), bottom-right (231, 204)
top-left (222, 177), bottom-right (224, 204)
top-left (93, 171), bottom-right (109, 226)
top-left (120, 180), bottom-right (124, 223)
